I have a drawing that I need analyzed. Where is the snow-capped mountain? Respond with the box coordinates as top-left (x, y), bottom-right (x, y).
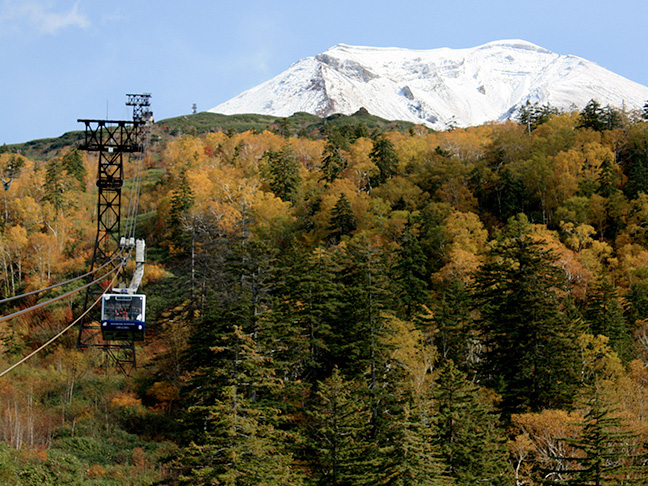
top-left (209, 40), bottom-right (648, 130)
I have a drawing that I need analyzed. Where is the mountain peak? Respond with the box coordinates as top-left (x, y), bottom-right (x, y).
top-left (477, 39), bottom-right (552, 53)
top-left (210, 40), bottom-right (648, 129)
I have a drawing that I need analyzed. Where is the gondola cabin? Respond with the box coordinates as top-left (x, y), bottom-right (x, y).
top-left (100, 293), bottom-right (146, 341)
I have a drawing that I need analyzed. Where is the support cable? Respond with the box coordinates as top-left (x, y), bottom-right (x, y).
top-left (0, 272), bottom-right (120, 379)
top-left (0, 263), bottom-right (122, 324)
top-left (0, 256), bottom-right (122, 306)
top-left (130, 162), bottom-right (144, 239)
top-left (124, 148), bottom-right (145, 241)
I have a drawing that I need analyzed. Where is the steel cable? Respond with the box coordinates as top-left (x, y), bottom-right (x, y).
top-left (0, 263), bottom-right (122, 324)
top-left (0, 256), bottom-right (122, 306)
top-left (0, 271), bottom-right (120, 378)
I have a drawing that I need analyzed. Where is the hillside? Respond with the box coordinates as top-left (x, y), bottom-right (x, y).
top-left (3, 106), bottom-right (648, 483)
top-left (3, 109), bottom-right (420, 161)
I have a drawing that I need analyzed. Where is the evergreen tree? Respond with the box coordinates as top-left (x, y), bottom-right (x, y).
top-left (307, 367), bottom-right (375, 486)
top-left (333, 236), bottom-right (393, 387)
top-left (265, 246), bottom-right (342, 384)
top-left (392, 220), bottom-right (429, 319)
top-left (473, 215), bottom-right (580, 414)
top-left (620, 123), bottom-right (648, 199)
top-left (578, 100), bottom-right (608, 132)
top-left (518, 100), bottom-right (559, 133)
top-left (274, 117), bottom-right (291, 138)
top-left (42, 149), bottom-right (85, 211)
top-left (327, 193), bottom-right (356, 245)
top-left (432, 361), bottom-right (513, 486)
top-left (578, 100), bottom-right (622, 132)
top-left (264, 146), bottom-right (301, 202)
top-left (320, 129), bottom-right (349, 184)
top-left (543, 385), bottom-right (648, 485)
top-left (432, 278), bottom-right (477, 373)
top-left (584, 278), bottom-right (633, 362)
top-left (379, 402), bottom-right (450, 486)
top-left (61, 149), bottom-right (86, 189)
top-left (369, 136), bottom-right (399, 187)
top-left (180, 326), bottom-right (300, 486)
top-left (168, 169), bottom-right (195, 246)
top-left (624, 275), bottom-right (648, 327)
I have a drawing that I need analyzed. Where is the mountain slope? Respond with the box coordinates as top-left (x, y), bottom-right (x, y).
top-left (210, 40), bottom-right (648, 130)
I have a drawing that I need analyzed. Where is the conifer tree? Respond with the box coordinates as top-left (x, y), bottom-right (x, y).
top-left (264, 146), bottom-right (301, 202)
top-left (42, 150), bottom-right (85, 211)
top-left (543, 384), bottom-right (648, 485)
top-left (432, 278), bottom-right (476, 372)
top-left (517, 100), bottom-right (559, 133)
top-left (432, 360), bottom-right (513, 486)
top-left (369, 136), bottom-right (399, 187)
top-left (333, 236), bottom-right (392, 387)
top-left (584, 278), bottom-right (633, 362)
top-left (327, 193), bottom-right (356, 245)
top-left (379, 401), bottom-right (450, 486)
top-left (168, 169), bottom-right (195, 245)
top-left (307, 367), bottom-right (374, 486)
top-left (578, 100), bottom-right (608, 132)
top-left (473, 215), bottom-right (580, 414)
top-left (320, 129), bottom-right (348, 184)
top-left (180, 326), bottom-right (300, 486)
top-left (265, 246), bottom-right (342, 384)
top-left (392, 220), bottom-right (429, 319)
top-left (624, 276), bottom-right (648, 327)
top-left (61, 149), bottom-right (86, 189)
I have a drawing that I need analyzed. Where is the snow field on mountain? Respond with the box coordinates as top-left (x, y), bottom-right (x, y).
top-left (211, 40), bottom-right (648, 129)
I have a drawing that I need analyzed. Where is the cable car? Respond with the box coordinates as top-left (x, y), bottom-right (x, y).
top-left (100, 293), bottom-right (146, 341)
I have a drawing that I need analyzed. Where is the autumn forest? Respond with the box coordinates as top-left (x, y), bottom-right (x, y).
top-left (2, 101), bottom-right (648, 484)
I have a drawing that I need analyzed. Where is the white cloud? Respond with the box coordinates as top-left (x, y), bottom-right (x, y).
top-left (2, 0), bottom-right (90, 34)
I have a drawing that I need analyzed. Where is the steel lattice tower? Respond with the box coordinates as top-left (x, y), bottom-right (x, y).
top-left (76, 94), bottom-right (151, 373)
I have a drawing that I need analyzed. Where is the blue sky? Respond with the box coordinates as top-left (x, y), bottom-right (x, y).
top-left (2, 0), bottom-right (647, 144)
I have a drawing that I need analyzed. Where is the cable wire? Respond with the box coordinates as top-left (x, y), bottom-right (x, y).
top-left (0, 272), bottom-right (120, 379)
top-left (125, 150), bottom-right (145, 240)
top-left (0, 257), bottom-right (122, 306)
top-left (0, 263), bottom-right (122, 324)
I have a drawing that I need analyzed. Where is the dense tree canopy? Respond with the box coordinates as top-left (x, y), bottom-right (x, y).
top-left (4, 105), bottom-right (648, 483)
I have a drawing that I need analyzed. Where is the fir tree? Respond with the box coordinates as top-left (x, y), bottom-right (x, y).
top-left (392, 219), bottom-right (429, 319)
top-left (168, 169), bottom-right (195, 245)
top-left (369, 136), bottom-right (399, 187)
top-left (624, 276), bottom-right (648, 327)
top-left (42, 150), bottom-right (85, 211)
top-left (578, 100), bottom-right (608, 132)
top-left (518, 100), bottom-right (559, 133)
top-left (543, 384), bottom-right (648, 485)
top-left (433, 360), bottom-right (513, 486)
top-left (379, 402), bottom-right (450, 486)
top-left (620, 123), bottom-right (648, 199)
top-left (320, 128), bottom-right (349, 184)
top-left (264, 146), bottom-right (301, 202)
top-left (584, 278), bottom-right (633, 362)
top-left (473, 214), bottom-right (580, 414)
top-left (432, 278), bottom-right (477, 373)
top-left (327, 193), bottom-right (356, 245)
top-left (265, 246), bottom-right (342, 384)
top-left (307, 367), bottom-right (375, 486)
top-left (333, 236), bottom-right (393, 388)
top-left (180, 326), bottom-right (300, 486)
top-left (61, 149), bottom-right (86, 189)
